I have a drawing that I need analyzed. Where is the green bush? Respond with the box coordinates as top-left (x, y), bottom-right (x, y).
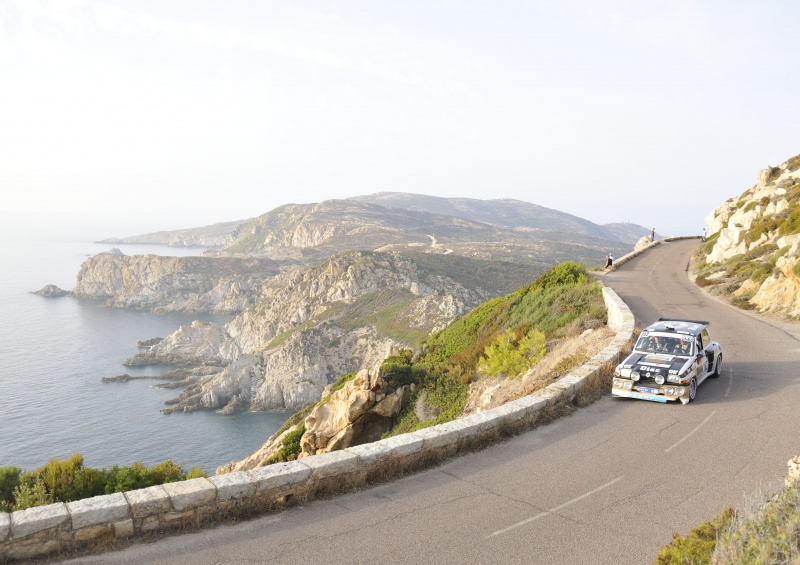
top-left (655, 507), bottom-right (735, 565)
top-left (478, 328), bottom-right (546, 377)
top-left (529, 261), bottom-right (587, 291)
top-left (778, 205), bottom-right (800, 236)
top-left (266, 426), bottom-right (306, 464)
top-left (0, 455), bottom-right (206, 511)
top-left (0, 467), bottom-right (22, 512)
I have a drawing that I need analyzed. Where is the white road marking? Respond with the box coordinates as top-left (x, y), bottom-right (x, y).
top-left (487, 476), bottom-right (624, 538)
top-left (664, 411), bottom-right (715, 453)
top-left (725, 368), bottom-right (733, 397)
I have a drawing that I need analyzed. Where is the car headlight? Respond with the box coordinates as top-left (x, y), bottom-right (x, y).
top-left (667, 375), bottom-right (680, 383)
top-left (664, 386), bottom-right (675, 395)
top-left (630, 371), bottom-right (640, 381)
top-left (624, 380), bottom-right (633, 390)
top-left (619, 368), bottom-right (631, 378)
top-left (655, 375), bottom-right (665, 385)
top-left (676, 387), bottom-right (685, 396)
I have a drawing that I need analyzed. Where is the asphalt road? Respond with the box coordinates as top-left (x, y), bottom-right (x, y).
top-left (68, 239), bottom-right (800, 565)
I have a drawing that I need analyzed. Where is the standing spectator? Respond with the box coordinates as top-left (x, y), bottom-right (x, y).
top-left (702, 228), bottom-right (707, 242)
top-left (651, 227), bottom-right (655, 241)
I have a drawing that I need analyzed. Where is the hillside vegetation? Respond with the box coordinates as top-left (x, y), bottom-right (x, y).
top-left (0, 455), bottom-right (205, 512)
top-left (248, 261), bottom-right (607, 465)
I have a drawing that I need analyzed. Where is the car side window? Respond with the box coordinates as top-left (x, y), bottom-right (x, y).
top-left (700, 329), bottom-right (710, 350)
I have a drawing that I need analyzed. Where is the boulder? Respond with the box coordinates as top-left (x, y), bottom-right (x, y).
top-left (31, 284), bottom-right (68, 297)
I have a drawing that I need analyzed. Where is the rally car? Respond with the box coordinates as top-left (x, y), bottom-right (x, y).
top-left (612, 318), bottom-right (722, 404)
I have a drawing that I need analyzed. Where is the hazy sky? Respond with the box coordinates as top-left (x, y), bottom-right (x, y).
top-left (2, 0), bottom-right (798, 239)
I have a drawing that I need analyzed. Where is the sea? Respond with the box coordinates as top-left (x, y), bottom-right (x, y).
top-left (0, 225), bottom-right (286, 474)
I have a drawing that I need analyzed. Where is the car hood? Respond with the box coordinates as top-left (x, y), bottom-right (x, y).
top-left (622, 352), bottom-right (689, 375)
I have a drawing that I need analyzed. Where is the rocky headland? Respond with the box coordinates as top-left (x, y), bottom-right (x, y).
top-left (44, 194), bottom-right (649, 419)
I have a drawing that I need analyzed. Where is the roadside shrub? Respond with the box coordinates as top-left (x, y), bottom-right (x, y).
top-left (712, 483), bottom-right (800, 563)
top-left (12, 478), bottom-right (53, 511)
top-left (655, 507), bottom-right (735, 565)
top-left (0, 466), bottom-right (22, 512)
top-left (266, 425), bottom-right (306, 464)
top-left (529, 261), bottom-right (587, 291)
top-left (478, 328), bottom-right (546, 377)
top-left (1, 455), bottom-right (206, 511)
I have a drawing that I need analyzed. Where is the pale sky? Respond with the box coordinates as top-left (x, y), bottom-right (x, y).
top-left (1, 0), bottom-right (798, 240)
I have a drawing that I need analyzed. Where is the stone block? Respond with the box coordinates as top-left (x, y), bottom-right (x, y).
top-left (113, 518), bottom-right (134, 539)
top-left (0, 511), bottom-right (9, 542)
top-left (504, 395), bottom-right (547, 420)
top-left (162, 478), bottom-right (217, 512)
top-left (10, 503), bottom-right (69, 540)
top-left (533, 388), bottom-right (559, 407)
top-left (302, 450), bottom-right (361, 480)
top-left (125, 485), bottom-right (170, 519)
top-left (344, 442), bottom-right (392, 466)
top-left (140, 515), bottom-right (162, 532)
top-left (545, 379), bottom-right (575, 399)
top-left (67, 492), bottom-right (129, 530)
top-left (411, 422), bottom-right (462, 452)
top-left (250, 461), bottom-right (311, 496)
top-left (7, 539), bottom-right (60, 561)
top-left (376, 432), bottom-right (424, 459)
top-left (208, 471), bottom-right (257, 502)
top-left (446, 414), bottom-right (481, 437)
top-left (487, 402), bottom-right (527, 426)
top-left (75, 524), bottom-right (111, 542)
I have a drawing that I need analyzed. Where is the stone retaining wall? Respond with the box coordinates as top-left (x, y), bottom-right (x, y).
top-left (0, 287), bottom-right (636, 562)
top-left (607, 236), bottom-right (701, 271)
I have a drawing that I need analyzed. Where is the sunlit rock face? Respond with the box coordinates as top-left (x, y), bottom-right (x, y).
top-left (703, 154), bottom-right (800, 317)
top-left (216, 365), bottom-right (412, 474)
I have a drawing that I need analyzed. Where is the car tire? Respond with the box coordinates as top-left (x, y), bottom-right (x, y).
top-left (681, 378), bottom-right (697, 404)
top-left (712, 354), bottom-right (722, 378)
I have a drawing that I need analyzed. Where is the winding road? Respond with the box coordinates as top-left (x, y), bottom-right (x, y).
top-left (71, 240), bottom-right (800, 565)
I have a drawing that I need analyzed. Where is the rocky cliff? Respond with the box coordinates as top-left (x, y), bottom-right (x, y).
top-left (698, 153), bottom-right (800, 317)
top-left (70, 251), bottom-right (293, 314)
top-left (132, 251), bottom-right (510, 414)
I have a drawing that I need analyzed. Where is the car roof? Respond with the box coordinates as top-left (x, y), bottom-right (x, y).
top-left (643, 318), bottom-right (709, 337)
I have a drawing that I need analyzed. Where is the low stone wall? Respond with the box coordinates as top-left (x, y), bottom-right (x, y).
top-left (0, 288), bottom-right (635, 562)
top-left (607, 236), bottom-right (701, 271)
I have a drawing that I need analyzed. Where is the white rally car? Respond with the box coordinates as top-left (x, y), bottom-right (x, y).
top-left (612, 318), bottom-right (722, 404)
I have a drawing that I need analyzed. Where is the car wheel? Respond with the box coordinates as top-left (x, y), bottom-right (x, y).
top-left (681, 378), bottom-right (697, 405)
top-left (712, 354), bottom-right (722, 378)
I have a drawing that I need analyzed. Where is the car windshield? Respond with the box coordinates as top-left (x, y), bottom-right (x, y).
top-left (635, 334), bottom-right (693, 356)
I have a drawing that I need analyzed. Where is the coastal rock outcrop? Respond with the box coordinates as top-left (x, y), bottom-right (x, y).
top-left (124, 321), bottom-right (238, 367)
top-left (151, 251), bottom-right (489, 414)
top-left (71, 253), bottom-right (291, 314)
top-left (216, 365), bottom-right (411, 473)
top-left (31, 284), bottom-right (68, 297)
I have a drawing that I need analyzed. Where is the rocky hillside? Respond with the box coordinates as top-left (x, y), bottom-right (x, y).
top-left (697, 153), bottom-right (800, 317)
top-left (56, 194), bottom-right (644, 418)
top-left (99, 219), bottom-right (250, 248)
top-left (70, 251), bottom-right (293, 314)
top-left (124, 251), bottom-right (530, 414)
top-left (100, 193), bottom-right (646, 254)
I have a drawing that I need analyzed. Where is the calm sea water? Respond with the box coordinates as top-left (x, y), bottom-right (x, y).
top-left (0, 226), bottom-right (285, 473)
